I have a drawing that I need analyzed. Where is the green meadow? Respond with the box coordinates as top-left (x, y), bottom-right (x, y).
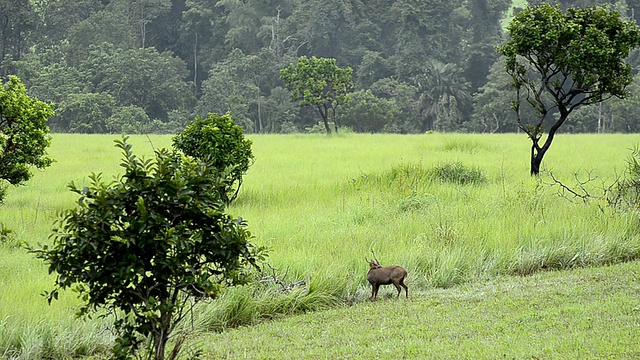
top-left (2, 133), bottom-right (640, 359)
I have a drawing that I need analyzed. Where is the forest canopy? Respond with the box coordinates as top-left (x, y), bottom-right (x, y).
top-left (2, 0), bottom-right (640, 134)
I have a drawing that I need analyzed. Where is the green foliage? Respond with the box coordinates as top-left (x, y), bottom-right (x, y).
top-left (370, 78), bottom-right (422, 133)
top-left (497, 3), bottom-right (640, 175)
top-left (106, 105), bottom-right (150, 134)
top-left (30, 136), bottom-right (264, 359)
top-left (196, 48), bottom-right (282, 133)
top-left (339, 89), bottom-right (398, 133)
top-left (470, 57), bottom-right (524, 133)
top-left (55, 92), bottom-right (115, 134)
top-left (79, 43), bottom-right (194, 121)
top-left (0, 0), bottom-right (39, 77)
top-left (7, 1), bottom-right (530, 134)
top-left (172, 113), bottom-right (254, 204)
top-left (0, 75), bottom-right (53, 199)
top-left (280, 56), bottom-right (354, 133)
top-left (414, 60), bottom-right (471, 132)
top-left (500, 4), bottom-right (640, 101)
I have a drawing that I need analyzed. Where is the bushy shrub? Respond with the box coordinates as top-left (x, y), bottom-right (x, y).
top-left (172, 112), bottom-right (254, 203)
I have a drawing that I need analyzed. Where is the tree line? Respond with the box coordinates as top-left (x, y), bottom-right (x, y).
top-left (2, 0), bottom-right (640, 134)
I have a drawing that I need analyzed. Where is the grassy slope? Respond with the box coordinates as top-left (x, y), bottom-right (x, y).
top-left (201, 260), bottom-right (640, 359)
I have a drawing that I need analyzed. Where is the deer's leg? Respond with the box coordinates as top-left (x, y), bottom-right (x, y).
top-left (393, 282), bottom-right (402, 298)
top-left (400, 278), bottom-right (408, 298)
top-left (372, 284), bottom-right (379, 300)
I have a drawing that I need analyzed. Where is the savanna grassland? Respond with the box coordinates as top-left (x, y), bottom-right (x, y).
top-left (2, 133), bottom-right (640, 359)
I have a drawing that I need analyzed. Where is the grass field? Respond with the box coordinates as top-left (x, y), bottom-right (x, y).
top-left (1, 132), bottom-right (640, 359)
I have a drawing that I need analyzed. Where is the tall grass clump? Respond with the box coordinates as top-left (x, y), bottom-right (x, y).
top-left (191, 275), bottom-right (348, 332)
top-left (430, 161), bottom-right (486, 185)
top-left (441, 138), bottom-right (486, 153)
top-left (353, 161), bottom-right (486, 193)
top-left (0, 316), bottom-right (112, 360)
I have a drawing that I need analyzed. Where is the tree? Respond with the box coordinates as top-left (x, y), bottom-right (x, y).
top-left (370, 77), bottom-right (422, 133)
top-left (172, 112), bottom-right (254, 204)
top-left (80, 43), bottom-right (194, 122)
top-left (106, 105), bottom-right (151, 134)
top-left (414, 60), bottom-right (471, 132)
top-left (470, 57), bottom-right (527, 133)
top-left (0, 0), bottom-right (39, 78)
top-left (280, 56), bottom-right (353, 133)
top-left (339, 89), bottom-right (398, 133)
top-left (0, 75), bottom-right (53, 202)
top-left (197, 48), bottom-right (281, 133)
top-left (179, 0), bottom-right (233, 91)
top-left (31, 137), bottom-right (264, 360)
top-left (497, 4), bottom-right (640, 175)
top-left (387, 0), bottom-right (466, 79)
top-left (462, 0), bottom-right (511, 92)
top-left (35, 0), bottom-right (106, 47)
top-left (55, 92), bottom-right (116, 133)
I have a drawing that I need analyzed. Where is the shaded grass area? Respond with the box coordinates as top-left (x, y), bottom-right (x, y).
top-left (201, 260), bottom-right (640, 359)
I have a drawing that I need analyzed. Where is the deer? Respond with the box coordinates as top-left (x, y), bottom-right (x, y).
top-left (366, 252), bottom-right (408, 300)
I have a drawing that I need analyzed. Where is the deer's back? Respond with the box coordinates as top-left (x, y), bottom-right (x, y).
top-left (367, 265), bottom-right (407, 284)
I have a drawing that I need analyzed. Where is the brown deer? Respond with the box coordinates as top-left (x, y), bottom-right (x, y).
top-left (366, 254), bottom-right (408, 300)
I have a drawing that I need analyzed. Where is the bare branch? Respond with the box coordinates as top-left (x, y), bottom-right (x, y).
top-left (259, 263), bottom-right (307, 293)
top-left (544, 170), bottom-right (616, 206)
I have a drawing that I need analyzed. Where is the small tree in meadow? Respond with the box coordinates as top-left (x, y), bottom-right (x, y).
top-left (172, 112), bottom-right (253, 204)
top-left (31, 137), bottom-right (265, 360)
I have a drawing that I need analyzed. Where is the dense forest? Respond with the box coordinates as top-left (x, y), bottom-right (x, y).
top-left (2, 0), bottom-right (640, 134)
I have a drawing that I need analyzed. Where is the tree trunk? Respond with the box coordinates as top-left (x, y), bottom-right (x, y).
top-left (257, 88), bottom-right (263, 133)
top-left (529, 113), bottom-right (567, 176)
top-left (193, 33), bottom-right (198, 93)
top-left (317, 104), bottom-right (331, 133)
top-left (530, 145), bottom-right (543, 176)
top-left (332, 105), bottom-right (338, 133)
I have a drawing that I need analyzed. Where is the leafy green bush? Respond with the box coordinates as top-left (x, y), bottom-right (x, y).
top-left (172, 112), bottom-right (254, 203)
top-left (31, 137), bottom-right (265, 359)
